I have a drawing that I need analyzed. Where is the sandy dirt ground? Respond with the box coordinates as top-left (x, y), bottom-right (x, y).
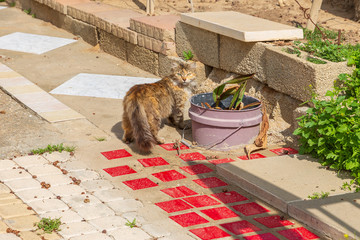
top-left (101, 0), bottom-right (360, 44)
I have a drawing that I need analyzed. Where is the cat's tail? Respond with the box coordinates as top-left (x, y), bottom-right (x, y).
top-left (128, 102), bottom-right (156, 152)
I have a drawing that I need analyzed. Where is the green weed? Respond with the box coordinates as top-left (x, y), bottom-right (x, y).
top-left (35, 217), bottom-right (62, 233)
top-left (183, 50), bottom-right (194, 61)
top-left (9, 1), bottom-right (15, 7)
top-left (125, 218), bottom-right (137, 228)
top-left (31, 143), bottom-right (75, 155)
top-left (23, 8), bottom-right (31, 14)
top-left (94, 137), bottom-right (106, 142)
top-left (306, 57), bottom-right (327, 64)
top-left (308, 191), bottom-right (330, 199)
top-left (284, 47), bottom-right (301, 57)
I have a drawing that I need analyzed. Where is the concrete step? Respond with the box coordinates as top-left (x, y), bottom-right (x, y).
top-left (180, 11), bottom-right (303, 42)
top-left (216, 154), bottom-right (359, 239)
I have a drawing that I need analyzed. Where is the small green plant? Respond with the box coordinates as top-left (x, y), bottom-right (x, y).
top-left (342, 178), bottom-right (360, 192)
top-left (183, 50), bottom-right (194, 61)
top-left (31, 143), bottom-right (75, 155)
top-left (31, 13), bottom-right (36, 18)
top-left (35, 217), bottom-right (61, 233)
top-left (94, 137), bottom-right (106, 142)
top-left (308, 191), bottom-right (330, 199)
top-left (212, 73), bottom-right (257, 110)
top-left (23, 8), bottom-right (31, 14)
top-left (306, 57), bottom-right (327, 64)
top-left (0, 0), bottom-right (6, 2)
top-left (125, 218), bottom-right (137, 228)
top-left (9, 1), bottom-right (15, 7)
top-left (284, 47), bottom-right (301, 57)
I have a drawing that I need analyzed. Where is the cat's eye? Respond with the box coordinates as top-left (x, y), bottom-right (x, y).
top-left (176, 73), bottom-right (182, 76)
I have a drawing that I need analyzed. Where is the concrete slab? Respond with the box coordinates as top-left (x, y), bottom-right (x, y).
top-left (180, 11), bottom-right (303, 42)
top-left (217, 154), bottom-right (351, 212)
top-left (0, 32), bottom-right (76, 54)
top-left (50, 73), bottom-right (159, 99)
top-left (0, 6), bottom-right (7, 10)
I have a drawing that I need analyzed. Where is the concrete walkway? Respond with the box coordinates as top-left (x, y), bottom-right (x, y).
top-left (0, 2), bottom-right (358, 240)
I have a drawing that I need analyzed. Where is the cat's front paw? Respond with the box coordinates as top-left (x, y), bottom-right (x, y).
top-left (155, 137), bottom-right (165, 144)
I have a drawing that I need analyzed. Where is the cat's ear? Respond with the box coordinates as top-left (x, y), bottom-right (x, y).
top-left (170, 61), bottom-right (180, 71)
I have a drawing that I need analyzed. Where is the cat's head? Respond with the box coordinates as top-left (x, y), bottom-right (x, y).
top-left (171, 61), bottom-right (197, 86)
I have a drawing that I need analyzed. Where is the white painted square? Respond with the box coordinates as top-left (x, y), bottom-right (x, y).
top-left (0, 6), bottom-right (7, 10)
top-left (0, 32), bottom-right (77, 54)
top-left (50, 73), bottom-right (159, 99)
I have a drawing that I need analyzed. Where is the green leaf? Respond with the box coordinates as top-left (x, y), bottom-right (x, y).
top-left (235, 82), bottom-right (247, 109)
top-left (222, 73), bottom-right (255, 85)
top-left (337, 124), bottom-right (348, 133)
top-left (213, 84), bottom-right (226, 104)
top-left (228, 87), bottom-right (241, 110)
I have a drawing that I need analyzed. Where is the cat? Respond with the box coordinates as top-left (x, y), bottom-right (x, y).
top-left (122, 61), bottom-right (197, 152)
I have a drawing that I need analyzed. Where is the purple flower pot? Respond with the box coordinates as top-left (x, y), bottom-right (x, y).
top-left (188, 93), bottom-right (262, 151)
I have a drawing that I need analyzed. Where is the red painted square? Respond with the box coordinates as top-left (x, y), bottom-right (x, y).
top-left (278, 227), bottom-right (319, 240)
top-left (232, 202), bottom-right (270, 216)
top-left (178, 152), bottom-right (206, 161)
top-left (180, 164), bottom-right (213, 175)
top-left (220, 220), bottom-right (262, 235)
top-left (238, 153), bottom-right (266, 160)
top-left (270, 147), bottom-right (298, 155)
top-left (155, 199), bottom-right (193, 213)
top-left (169, 212), bottom-right (209, 227)
top-left (103, 165), bottom-right (136, 177)
top-left (160, 143), bottom-right (190, 151)
top-left (183, 195), bottom-right (220, 208)
top-left (193, 177), bottom-right (228, 188)
top-left (101, 149), bottom-right (132, 160)
top-left (211, 191), bottom-right (248, 204)
top-left (122, 178), bottom-right (158, 190)
top-left (243, 233), bottom-right (280, 240)
top-left (161, 186), bottom-right (197, 198)
top-left (189, 226), bottom-right (231, 240)
top-left (138, 157), bottom-right (169, 167)
top-left (208, 158), bottom-right (235, 165)
top-left (254, 215), bottom-right (294, 228)
top-left (152, 170), bottom-right (186, 182)
top-left (200, 206), bottom-right (239, 220)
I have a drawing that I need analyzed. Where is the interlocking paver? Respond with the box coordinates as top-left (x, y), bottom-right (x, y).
top-left (61, 194), bottom-right (102, 208)
top-left (0, 233), bottom-right (22, 240)
top-left (0, 160), bottom-right (17, 169)
top-left (0, 198), bottom-right (23, 206)
top-left (15, 188), bottom-right (56, 203)
top-left (110, 227), bottom-right (152, 240)
top-left (4, 178), bottom-right (41, 191)
top-left (40, 209), bottom-right (83, 224)
top-left (59, 161), bottom-right (88, 172)
top-left (49, 184), bottom-right (86, 197)
top-left (0, 203), bottom-right (35, 218)
top-left (107, 199), bottom-right (143, 214)
top-left (0, 169), bottom-right (32, 182)
top-left (80, 179), bottom-right (114, 192)
top-left (142, 223), bottom-right (172, 238)
top-left (92, 189), bottom-right (128, 202)
top-left (43, 152), bottom-right (72, 163)
top-left (26, 164), bottom-right (63, 176)
top-left (36, 174), bottom-right (73, 186)
top-left (28, 199), bottom-right (69, 214)
top-left (68, 170), bottom-right (100, 181)
top-left (4, 214), bottom-right (40, 231)
top-left (0, 193), bottom-right (17, 200)
top-left (88, 216), bottom-right (128, 231)
top-left (12, 155), bottom-right (48, 168)
top-left (69, 233), bottom-right (113, 240)
top-left (19, 231), bottom-right (62, 240)
top-left (0, 221), bottom-right (8, 233)
top-left (0, 184), bottom-right (10, 194)
top-left (59, 222), bottom-right (98, 238)
top-left (72, 203), bottom-right (115, 220)
top-left (158, 232), bottom-right (196, 240)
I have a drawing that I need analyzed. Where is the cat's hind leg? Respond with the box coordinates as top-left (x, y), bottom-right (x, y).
top-left (122, 114), bottom-right (134, 143)
top-left (168, 110), bottom-right (185, 129)
top-left (149, 116), bottom-right (165, 144)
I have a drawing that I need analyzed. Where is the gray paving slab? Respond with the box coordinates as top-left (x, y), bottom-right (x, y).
top-left (0, 169), bottom-right (32, 182)
top-left (107, 199), bottom-right (143, 214)
top-left (68, 169), bottom-right (100, 182)
top-left (69, 233), bottom-right (113, 240)
top-left (15, 188), bottom-right (56, 203)
top-left (180, 11), bottom-right (303, 42)
top-left (4, 178), bottom-right (41, 192)
top-left (49, 184), bottom-right (87, 197)
top-left (59, 222), bottom-right (98, 238)
top-left (0, 160), bottom-right (18, 169)
top-left (28, 199), bottom-right (69, 214)
top-left (61, 194), bottom-right (102, 208)
top-left (92, 189), bottom-right (127, 202)
top-left (40, 209), bottom-right (83, 224)
top-left (12, 155), bottom-right (48, 168)
top-left (36, 174), bottom-right (73, 186)
top-left (59, 161), bottom-right (89, 172)
top-left (72, 203), bottom-right (115, 220)
top-left (26, 164), bottom-right (63, 176)
top-left (88, 215), bottom-right (128, 231)
top-left (80, 179), bottom-right (114, 192)
top-left (109, 227), bottom-right (152, 240)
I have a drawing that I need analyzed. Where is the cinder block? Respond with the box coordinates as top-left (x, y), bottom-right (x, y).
top-left (63, 16), bottom-right (97, 46)
top-left (219, 36), bottom-right (267, 82)
top-left (127, 43), bottom-right (159, 76)
top-left (130, 15), bottom-right (179, 41)
top-left (175, 22), bottom-right (219, 68)
top-left (67, 2), bottom-right (118, 24)
top-left (265, 45), bottom-right (353, 103)
top-left (98, 29), bottom-right (127, 60)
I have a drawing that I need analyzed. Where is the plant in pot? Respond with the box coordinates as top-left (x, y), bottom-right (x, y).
top-left (188, 73), bottom-right (268, 154)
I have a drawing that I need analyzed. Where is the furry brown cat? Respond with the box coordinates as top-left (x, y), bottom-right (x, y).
top-left (122, 61), bottom-right (197, 152)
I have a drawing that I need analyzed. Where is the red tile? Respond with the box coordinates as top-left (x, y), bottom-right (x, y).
top-left (211, 191), bottom-right (248, 203)
top-left (152, 170), bottom-right (186, 182)
top-left (122, 178), bottom-right (158, 190)
top-left (169, 212), bottom-right (209, 227)
top-left (232, 202), bottom-right (270, 216)
top-left (160, 143), bottom-right (190, 151)
top-left (101, 149), bottom-right (132, 160)
top-left (183, 195), bottom-right (220, 208)
top-left (278, 227), bottom-right (319, 240)
top-left (270, 147), bottom-right (298, 155)
top-left (138, 157), bottom-right (169, 167)
top-left (238, 153), bottom-right (266, 160)
top-left (243, 233), bottom-right (280, 240)
top-left (178, 152), bottom-right (206, 161)
top-left (220, 220), bottom-right (262, 235)
top-left (155, 199), bottom-right (193, 213)
top-left (193, 177), bottom-right (228, 188)
top-left (254, 215), bottom-right (294, 228)
top-left (180, 164), bottom-right (213, 175)
top-left (189, 226), bottom-right (231, 240)
top-left (208, 158), bottom-right (235, 165)
top-left (103, 165), bottom-right (136, 177)
top-left (161, 186), bottom-right (197, 198)
top-left (200, 206), bottom-right (239, 220)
